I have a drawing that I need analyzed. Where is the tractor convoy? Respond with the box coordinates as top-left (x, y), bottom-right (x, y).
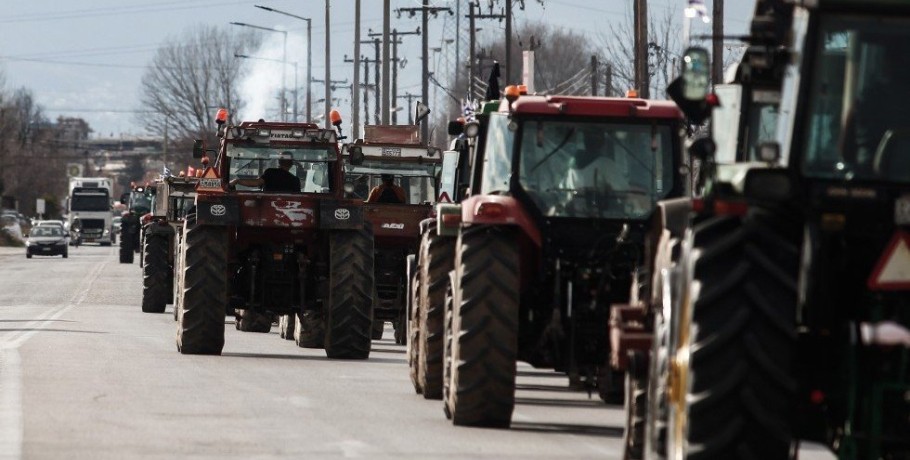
top-left (122, 1), bottom-right (909, 455)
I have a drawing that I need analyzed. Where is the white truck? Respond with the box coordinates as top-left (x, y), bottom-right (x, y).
top-left (67, 177), bottom-right (113, 245)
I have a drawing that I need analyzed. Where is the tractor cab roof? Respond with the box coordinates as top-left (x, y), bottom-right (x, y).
top-left (501, 95), bottom-right (683, 120)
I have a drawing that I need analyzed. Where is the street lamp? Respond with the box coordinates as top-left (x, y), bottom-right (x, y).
top-left (253, 5), bottom-right (313, 124)
top-left (235, 54), bottom-right (299, 121)
top-left (230, 21), bottom-right (288, 121)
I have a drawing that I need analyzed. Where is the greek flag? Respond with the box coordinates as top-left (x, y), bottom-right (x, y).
top-left (462, 99), bottom-right (477, 122)
top-left (159, 165), bottom-right (172, 180)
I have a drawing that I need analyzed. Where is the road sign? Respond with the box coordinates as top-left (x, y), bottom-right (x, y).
top-left (868, 230), bottom-right (910, 291)
top-left (36, 198), bottom-right (45, 215)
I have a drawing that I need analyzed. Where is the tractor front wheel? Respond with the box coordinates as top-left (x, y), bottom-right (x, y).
top-left (176, 217), bottom-right (227, 355)
top-left (324, 228), bottom-right (374, 359)
top-left (444, 227), bottom-right (519, 427)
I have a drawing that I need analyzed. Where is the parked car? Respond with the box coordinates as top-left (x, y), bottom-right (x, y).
top-left (25, 225), bottom-right (68, 258)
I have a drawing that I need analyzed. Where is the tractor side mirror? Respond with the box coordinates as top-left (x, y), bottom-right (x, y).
top-left (192, 139), bottom-right (205, 159)
top-left (681, 47), bottom-right (711, 101)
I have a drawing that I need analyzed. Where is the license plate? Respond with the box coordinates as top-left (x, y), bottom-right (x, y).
top-left (84, 238), bottom-right (95, 243)
top-left (42, 247), bottom-right (51, 251)
top-left (897, 195), bottom-right (910, 225)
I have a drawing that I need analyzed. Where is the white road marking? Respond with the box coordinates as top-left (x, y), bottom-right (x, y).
top-left (0, 260), bottom-right (107, 460)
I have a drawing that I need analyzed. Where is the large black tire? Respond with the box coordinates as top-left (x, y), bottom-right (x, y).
top-left (408, 253), bottom-right (423, 393)
top-left (141, 232), bottom-right (170, 313)
top-left (645, 281), bottom-right (673, 460)
top-left (119, 229), bottom-right (134, 264)
top-left (372, 320), bottom-right (385, 340)
top-left (444, 227), bottom-right (519, 427)
top-left (623, 351), bottom-right (648, 460)
top-left (416, 229), bottom-right (454, 400)
top-left (294, 310), bottom-right (325, 348)
top-left (235, 309), bottom-right (272, 333)
top-left (172, 228), bottom-right (184, 322)
top-left (676, 210), bottom-right (798, 459)
top-left (323, 228), bottom-right (374, 359)
top-left (176, 217), bottom-right (228, 355)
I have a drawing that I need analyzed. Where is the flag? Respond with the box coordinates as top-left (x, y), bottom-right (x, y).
top-left (160, 165), bottom-right (172, 179)
top-left (686, 0), bottom-right (710, 22)
top-left (485, 62), bottom-right (501, 101)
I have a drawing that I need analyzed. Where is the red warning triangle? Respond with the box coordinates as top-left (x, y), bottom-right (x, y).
top-left (202, 166), bottom-right (220, 179)
top-left (438, 191), bottom-right (451, 203)
top-left (868, 230), bottom-right (910, 291)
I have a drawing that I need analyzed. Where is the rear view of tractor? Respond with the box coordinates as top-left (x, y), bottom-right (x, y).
top-left (119, 184), bottom-right (153, 264)
top-left (141, 175), bottom-right (198, 314)
top-left (175, 109), bottom-right (374, 359)
top-left (339, 124), bottom-right (440, 344)
top-left (435, 88), bottom-right (687, 428)
top-left (651, 1), bottom-right (910, 458)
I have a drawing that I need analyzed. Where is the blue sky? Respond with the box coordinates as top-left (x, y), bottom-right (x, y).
top-left (0, 0), bottom-right (753, 137)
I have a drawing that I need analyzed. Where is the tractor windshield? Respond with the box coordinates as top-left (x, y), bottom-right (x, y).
top-left (227, 145), bottom-right (335, 193)
top-left (802, 14), bottom-right (910, 183)
top-left (344, 160), bottom-right (439, 203)
top-left (516, 118), bottom-right (675, 219)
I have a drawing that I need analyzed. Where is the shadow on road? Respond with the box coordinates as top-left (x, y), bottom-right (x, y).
top-left (0, 319), bottom-right (77, 323)
top-left (516, 370), bottom-right (566, 379)
top-left (509, 421), bottom-right (623, 438)
top-left (0, 328), bottom-right (104, 334)
top-left (222, 352), bottom-right (406, 365)
top-left (515, 383), bottom-right (578, 393)
top-left (370, 346), bottom-right (406, 355)
top-left (514, 396), bottom-right (607, 408)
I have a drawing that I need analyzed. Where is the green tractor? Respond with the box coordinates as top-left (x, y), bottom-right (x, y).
top-left (118, 184), bottom-right (153, 264)
top-left (651, 1), bottom-right (910, 458)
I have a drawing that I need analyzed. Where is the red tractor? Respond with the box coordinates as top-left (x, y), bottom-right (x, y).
top-left (175, 109), bottom-right (374, 359)
top-left (430, 88), bottom-right (687, 427)
top-left (341, 124), bottom-right (440, 344)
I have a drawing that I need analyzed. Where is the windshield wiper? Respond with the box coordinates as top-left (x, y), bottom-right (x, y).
top-left (530, 128), bottom-right (576, 173)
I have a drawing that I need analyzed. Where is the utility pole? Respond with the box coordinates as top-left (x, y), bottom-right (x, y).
top-left (396, 2), bottom-right (452, 143)
top-left (353, 0), bottom-right (361, 138)
top-left (465, 2), bottom-right (504, 100)
top-left (712, 0), bottom-right (724, 85)
top-left (633, 0), bottom-right (649, 98)
top-left (381, 0), bottom-right (391, 124)
top-left (370, 27), bottom-right (419, 124)
top-left (397, 93), bottom-right (421, 124)
top-left (373, 38), bottom-right (381, 124)
top-left (505, 0), bottom-right (512, 85)
top-left (324, 0), bottom-right (331, 129)
top-left (345, 54), bottom-right (379, 127)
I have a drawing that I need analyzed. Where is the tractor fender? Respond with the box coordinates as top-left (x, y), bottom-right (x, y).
top-left (459, 195), bottom-right (541, 248)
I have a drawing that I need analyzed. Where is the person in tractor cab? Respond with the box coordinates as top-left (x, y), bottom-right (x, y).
top-left (565, 127), bottom-right (631, 192)
top-left (366, 174), bottom-right (406, 204)
top-left (230, 154), bottom-right (301, 193)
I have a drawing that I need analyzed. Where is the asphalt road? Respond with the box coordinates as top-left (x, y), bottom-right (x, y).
top-left (0, 245), bottom-right (622, 459)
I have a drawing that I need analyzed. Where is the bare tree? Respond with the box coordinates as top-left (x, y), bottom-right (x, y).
top-left (138, 25), bottom-right (260, 150)
top-left (596, 6), bottom-right (682, 99)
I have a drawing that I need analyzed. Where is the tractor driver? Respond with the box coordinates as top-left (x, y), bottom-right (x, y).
top-left (366, 174), bottom-right (407, 204)
top-left (230, 154), bottom-right (301, 193)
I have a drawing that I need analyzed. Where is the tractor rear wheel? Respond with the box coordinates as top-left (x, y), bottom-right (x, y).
top-left (372, 320), bottom-right (384, 340)
top-left (119, 226), bottom-right (134, 264)
top-left (676, 210), bottom-right (798, 459)
top-left (141, 231), bottom-right (170, 313)
top-left (172, 229), bottom-right (184, 322)
top-left (278, 314), bottom-right (295, 340)
top-left (444, 227), bottom-right (519, 427)
top-left (176, 217), bottom-right (227, 355)
top-left (408, 253), bottom-right (422, 393)
top-left (324, 228), bottom-right (374, 359)
top-left (416, 229), bottom-right (454, 400)
top-left (295, 310), bottom-right (324, 348)
top-left (623, 351), bottom-right (648, 460)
